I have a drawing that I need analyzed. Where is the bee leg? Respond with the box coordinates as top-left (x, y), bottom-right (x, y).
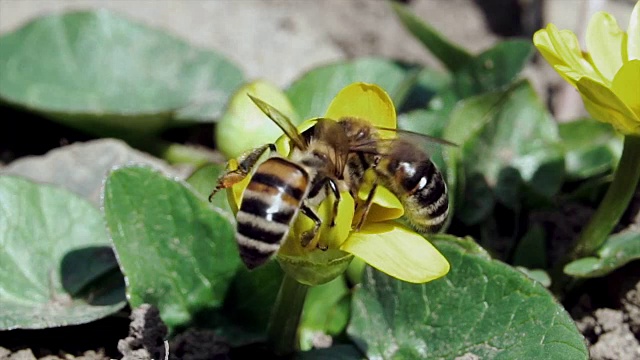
top-left (300, 204), bottom-right (322, 249)
top-left (353, 155), bottom-right (381, 230)
top-left (326, 179), bottom-right (341, 228)
top-left (208, 143), bottom-right (276, 202)
top-left (355, 182), bottom-right (378, 231)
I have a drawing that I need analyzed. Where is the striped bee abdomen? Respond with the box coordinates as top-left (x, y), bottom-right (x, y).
top-left (404, 165), bottom-right (449, 233)
top-left (379, 141), bottom-right (449, 233)
top-left (235, 157), bottom-right (309, 269)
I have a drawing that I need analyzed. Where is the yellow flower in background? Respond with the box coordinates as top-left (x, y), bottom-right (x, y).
top-left (533, 2), bottom-right (640, 136)
top-left (228, 83), bottom-right (449, 285)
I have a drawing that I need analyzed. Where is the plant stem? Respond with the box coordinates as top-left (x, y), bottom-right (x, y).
top-left (570, 135), bottom-right (640, 259)
top-left (267, 273), bottom-right (308, 356)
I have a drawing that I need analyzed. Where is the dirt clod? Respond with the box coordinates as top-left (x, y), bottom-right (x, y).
top-left (118, 304), bottom-right (168, 360)
top-left (169, 329), bottom-right (230, 360)
top-left (621, 276), bottom-right (640, 335)
top-left (573, 275), bottom-right (640, 360)
top-left (2, 349), bottom-right (36, 360)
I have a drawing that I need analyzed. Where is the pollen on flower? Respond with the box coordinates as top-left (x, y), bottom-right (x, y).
top-left (224, 82), bottom-right (449, 286)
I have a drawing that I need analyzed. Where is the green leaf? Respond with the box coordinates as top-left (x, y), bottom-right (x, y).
top-left (186, 163), bottom-right (233, 216)
top-left (217, 260), bottom-right (283, 345)
top-left (559, 118), bottom-right (622, 180)
top-left (0, 11), bottom-right (244, 137)
top-left (398, 104), bottom-right (450, 137)
top-left (390, 2), bottom-right (473, 72)
top-left (512, 225), bottom-right (548, 269)
top-left (396, 68), bottom-right (452, 113)
top-left (0, 176), bottom-right (125, 330)
top-left (445, 81), bottom-right (564, 222)
top-left (286, 58), bottom-right (420, 120)
top-left (456, 172), bottom-right (495, 225)
top-left (516, 267), bottom-right (552, 288)
top-left (299, 276), bottom-right (350, 351)
top-left (564, 230), bottom-right (640, 278)
top-left (453, 40), bottom-right (534, 98)
top-left (103, 166), bottom-right (240, 330)
top-left (348, 234), bottom-right (588, 359)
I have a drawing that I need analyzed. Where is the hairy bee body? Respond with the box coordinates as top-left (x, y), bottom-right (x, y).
top-left (375, 140), bottom-right (449, 232)
top-left (337, 118), bottom-right (450, 233)
top-left (213, 95), bottom-right (451, 270)
top-left (235, 157), bottom-right (311, 269)
top-left (215, 111), bottom-right (348, 269)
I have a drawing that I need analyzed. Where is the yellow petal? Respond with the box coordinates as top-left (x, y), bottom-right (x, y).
top-left (554, 64), bottom-right (585, 85)
top-left (533, 28), bottom-right (567, 68)
top-left (611, 60), bottom-right (640, 120)
top-left (586, 11), bottom-right (625, 82)
top-left (340, 222), bottom-right (449, 283)
top-left (628, 1), bottom-right (640, 61)
top-left (577, 76), bottom-right (640, 136)
top-left (534, 24), bottom-right (602, 85)
top-left (355, 181), bottom-right (404, 223)
top-left (324, 82), bottom-right (397, 129)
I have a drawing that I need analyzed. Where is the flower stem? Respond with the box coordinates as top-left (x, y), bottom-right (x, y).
top-left (267, 273), bottom-right (308, 356)
top-left (570, 135), bottom-right (640, 259)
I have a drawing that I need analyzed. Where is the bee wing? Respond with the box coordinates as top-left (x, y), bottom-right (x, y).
top-left (248, 95), bottom-right (307, 150)
top-left (376, 127), bottom-right (458, 147)
top-left (349, 128), bottom-right (456, 158)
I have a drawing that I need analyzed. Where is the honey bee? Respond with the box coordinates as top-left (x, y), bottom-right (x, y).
top-left (210, 96), bottom-right (349, 269)
top-left (334, 117), bottom-right (455, 233)
top-left (211, 95), bottom-right (454, 269)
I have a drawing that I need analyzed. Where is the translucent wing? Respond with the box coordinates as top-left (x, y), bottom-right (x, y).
top-left (248, 95), bottom-right (307, 150)
top-left (377, 127), bottom-right (457, 147)
top-left (349, 127), bottom-right (457, 157)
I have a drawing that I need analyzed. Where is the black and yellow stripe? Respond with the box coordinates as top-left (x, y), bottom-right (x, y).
top-left (235, 157), bottom-right (309, 269)
top-left (378, 142), bottom-right (449, 233)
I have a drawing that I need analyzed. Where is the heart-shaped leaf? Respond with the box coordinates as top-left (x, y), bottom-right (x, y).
top-left (453, 40), bottom-right (534, 98)
top-left (286, 58), bottom-right (421, 120)
top-left (0, 138), bottom-right (186, 206)
top-left (445, 81), bottom-right (564, 225)
top-left (348, 234), bottom-right (588, 359)
top-left (103, 166), bottom-right (240, 330)
top-left (0, 11), bottom-right (244, 137)
top-left (0, 176), bottom-right (125, 330)
top-left (564, 230), bottom-right (640, 278)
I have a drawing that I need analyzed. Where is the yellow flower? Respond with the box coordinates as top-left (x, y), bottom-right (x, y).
top-left (533, 2), bottom-right (640, 136)
top-left (228, 83), bottom-right (450, 285)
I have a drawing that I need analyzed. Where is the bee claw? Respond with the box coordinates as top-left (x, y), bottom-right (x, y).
top-left (300, 231), bottom-right (315, 248)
